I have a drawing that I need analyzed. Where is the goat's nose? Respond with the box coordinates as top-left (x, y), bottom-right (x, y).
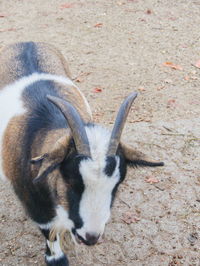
top-left (85, 233), bottom-right (100, 245)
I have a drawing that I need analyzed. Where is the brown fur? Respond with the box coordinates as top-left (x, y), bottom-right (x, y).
top-left (0, 42), bottom-right (92, 122)
top-left (1, 42), bottom-right (92, 183)
top-left (120, 142), bottom-right (161, 163)
top-left (0, 44), bottom-right (23, 89)
top-left (2, 114), bottom-right (27, 181)
top-left (31, 129), bottom-right (72, 181)
top-left (53, 81), bottom-right (92, 122)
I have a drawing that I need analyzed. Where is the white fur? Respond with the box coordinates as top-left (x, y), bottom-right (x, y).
top-left (77, 125), bottom-right (120, 239)
top-left (0, 72), bottom-right (91, 180)
top-left (46, 234), bottom-right (64, 262)
top-left (85, 125), bottom-right (111, 161)
top-left (38, 205), bottom-right (74, 232)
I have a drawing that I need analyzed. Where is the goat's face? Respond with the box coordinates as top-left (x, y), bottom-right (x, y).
top-left (33, 93), bottom-right (163, 246)
top-left (61, 152), bottom-right (126, 246)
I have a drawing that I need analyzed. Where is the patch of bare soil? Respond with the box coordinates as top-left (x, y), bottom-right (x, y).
top-left (0, 0), bottom-right (200, 265)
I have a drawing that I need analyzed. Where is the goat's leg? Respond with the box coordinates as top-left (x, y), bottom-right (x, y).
top-left (40, 228), bottom-right (69, 266)
top-left (12, 180), bottom-right (70, 265)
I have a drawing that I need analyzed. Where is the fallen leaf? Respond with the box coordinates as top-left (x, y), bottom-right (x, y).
top-left (167, 99), bottom-right (176, 108)
top-left (0, 14), bottom-right (8, 18)
top-left (94, 23), bottom-right (103, 28)
top-left (169, 16), bottom-right (178, 21)
top-left (184, 75), bottom-right (190, 81)
top-left (93, 88), bottom-right (102, 93)
top-left (146, 9), bottom-right (152, 14)
top-left (138, 87), bottom-right (146, 92)
top-left (60, 3), bottom-right (75, 9)
top-left (156, 85), bottom-right (165, 91)
top-left (117, 1), bottom-right (126, 5)
top-left (122, 212), bottom-right (140, 224)
top-left (0, 28), bottom-right (17, 32)
top-left (194, 59), bottom-right (200, 68)
top-left (163, 61), bottom-right (183, 70)
top-left (145, 177), bottom-right (159, 184)
top-left (139, 18), bottom-right (147, 22)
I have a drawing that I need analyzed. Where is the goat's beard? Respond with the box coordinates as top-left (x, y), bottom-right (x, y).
top-left (49, 226), bottom-right (74, 254)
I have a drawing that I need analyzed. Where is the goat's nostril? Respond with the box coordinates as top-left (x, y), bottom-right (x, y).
top-left (85, 233), bottom-right (100, 245)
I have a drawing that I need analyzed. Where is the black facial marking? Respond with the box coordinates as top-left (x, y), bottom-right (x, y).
top-left (60, 154), bottom-right (89, 229)
top-left (104, 156), bottom-right (117, 177)
top-left (111, 154), bottom-right (127, 206)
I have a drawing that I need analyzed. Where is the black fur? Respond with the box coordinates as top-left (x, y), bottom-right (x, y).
top-left (104, 156), bottom-right (117, 177)
top-left (60, 154), bottom-right (89, 230)
top-left (126, 159), bottom-right (164, 168)
top-left (45, 255), bottom-right (69, 266)
top-left (40, 228), bottom-right (50, 239)
top-left (111, 154), bottom-right (127, 206)
top-left (17, 42), bottom-right (41, 77)
top-left (12, 43), bottom-right (68, 225)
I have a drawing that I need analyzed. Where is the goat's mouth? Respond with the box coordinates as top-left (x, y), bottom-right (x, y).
top-left (73, 230), bottom-right (100, 246)
top-left (74, 232), bottom-right (83, 244)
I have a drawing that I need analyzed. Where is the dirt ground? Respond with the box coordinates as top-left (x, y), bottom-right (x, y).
top-left (0, 0), bottom-right (200, 265)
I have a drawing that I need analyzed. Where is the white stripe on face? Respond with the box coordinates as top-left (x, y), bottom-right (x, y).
top-left (76, 156), bottom-right (120, 240)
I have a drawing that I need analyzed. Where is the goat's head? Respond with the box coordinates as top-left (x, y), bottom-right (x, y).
top-left (31, 93), bottom-right (164, 246)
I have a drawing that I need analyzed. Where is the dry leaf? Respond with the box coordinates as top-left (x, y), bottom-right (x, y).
top-left (163, 61), bottom-right (183, 70)
top-left (0, 28), bottom-right (17, 32)
top-left (146, 9), bottom-right (152, 14)
top-left (0, 14), bottom-right (8, 18)
top-left (122, 212), bottom-right (140, 224)
top-left (60, 3), bottom-right (75, 9)
top-left (157, 85), bottom-right (165, 91)
top-left (93, 88), bottom-right (102, 93)
top-left (138, 87), bottom-right (146, 92)
top-left (195, 59), bottom-right (200, 69)
top-left (94, 23), bottom-right (103, 28)
top-left (145, 177), bottom-right (159, 184)
top-left (117, 1), bottom-right (126, 5)
top-left (167, 99), bottom-right (176, 108)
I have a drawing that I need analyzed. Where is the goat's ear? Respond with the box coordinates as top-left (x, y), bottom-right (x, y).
top-left (31, 133), bottom-right (71, 184)
top-left (30, 154), bottom-right (48, 164)
top-left (120, 142), bottom-right (164, 167)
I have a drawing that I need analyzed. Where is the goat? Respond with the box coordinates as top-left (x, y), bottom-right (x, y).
top-left (0, 42), bottom-right (164, 266)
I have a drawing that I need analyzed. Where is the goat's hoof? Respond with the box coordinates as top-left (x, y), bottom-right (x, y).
top-left (45, 255), bottom-right (69, 266)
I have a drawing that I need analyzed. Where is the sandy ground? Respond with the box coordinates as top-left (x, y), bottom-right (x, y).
top-left (0, 0), bottom-right (200, 265)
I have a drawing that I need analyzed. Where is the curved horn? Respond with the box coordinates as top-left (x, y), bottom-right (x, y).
top-left (47, 95), bottom-right (91, 156)
top-left (107, 92), bottom-right (138, 156)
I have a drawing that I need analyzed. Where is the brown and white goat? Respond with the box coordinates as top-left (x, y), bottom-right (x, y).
top-left (0, 42), bottom-right (164, 266)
